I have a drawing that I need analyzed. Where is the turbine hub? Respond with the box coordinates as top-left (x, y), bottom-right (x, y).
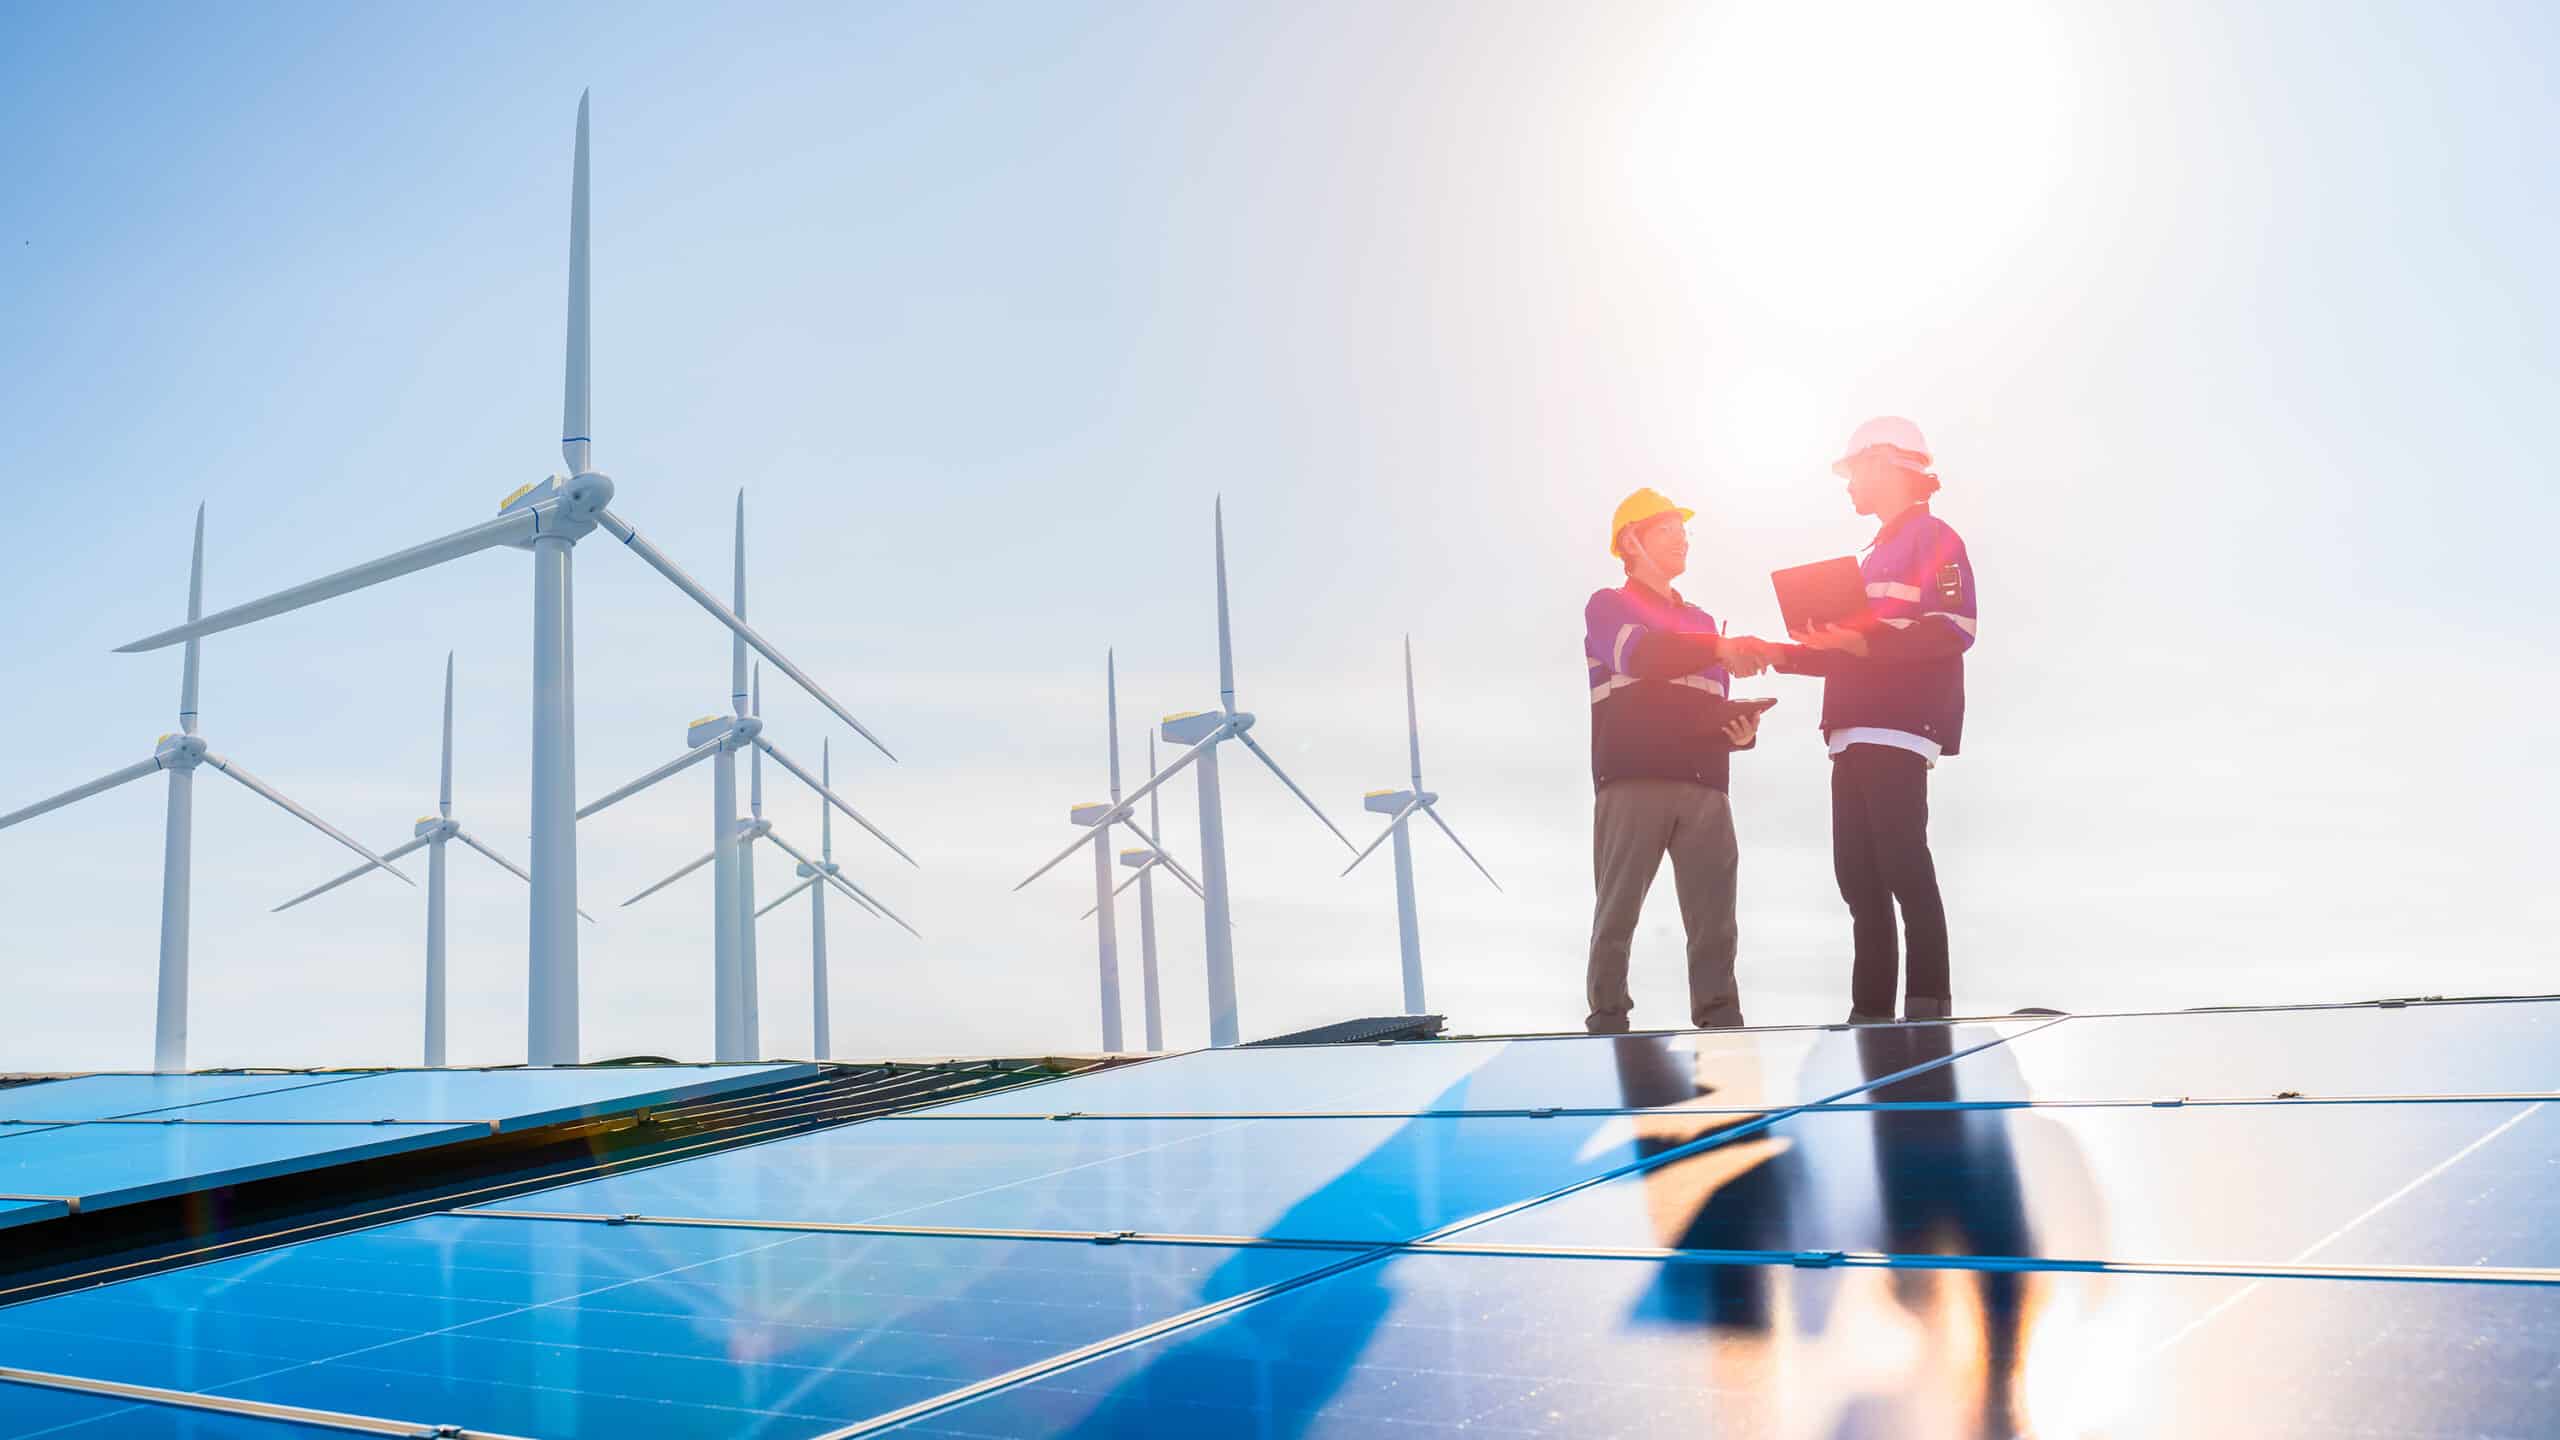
top-left (498, 472), bottom-right (613, 546)
top-left (151, 734), bottom-right (208, 769)
top-left (412, 816), bottom-right (459, 840)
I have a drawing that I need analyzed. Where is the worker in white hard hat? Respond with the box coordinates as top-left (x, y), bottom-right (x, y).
top-left (1582, 488), bottom-right (1769, 1033)
top-left (1728, 418), bottom-right (1977, 1023)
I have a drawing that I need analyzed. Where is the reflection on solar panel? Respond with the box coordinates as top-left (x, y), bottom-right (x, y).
top-left (0, 1064), bottom-right (810, 1225)
top-left (0, 1002), bottom-right (2551, 1437)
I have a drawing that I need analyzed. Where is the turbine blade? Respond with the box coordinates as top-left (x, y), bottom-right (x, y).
top-left (116, 510), bottom-right (540, 653)
top-left (749, 666), bottom-right (764, 818)
top-left (764, 828), bottom-right (914, 936)
top-left (819, 738), bottom-right (833, 860)
top-left (272, 832), bottom-right (432, 912)
top-left (202, 755), bottom-right (414, 885)
top-left (1404, 633), bottom-right (1423, 789)
top-left (1340, 797), bottom-right (1425, 877)
top-left (1105, 648), bottom-right (1121, 802)
top-left (1014, 731), bottom-right (1220, 891)
top-left (1213, 498), bottom-right (1235, 708)
top-left (731, 491), bottom-right (749, 715)
top-left (1423, 802), bottom-right (1502, 891)
top-left (754, 737), bottom-right (915, 867)
top-left (593, 509), bottom-right (896, 762)
top-left (578, 740), bottom-right (718, 820)
top-left (0, 757), bottom-right (163, 833)
top-left (1235, 730), bottom-right (1356, 853)
top-left (438, 651), bottom-right (455, 816)
top-left (622, 848), bottom-right (715, 908)
top-left (822, 870), bottom-right (918, 938)
top-left (562, 89), bottom-right (591, 475)
top-left (178, 503), bottom-right (205, 733)
top-left (756, 874), bottom-right (819, 918)
top-left (1079, 864), bottom-right (1148, 920)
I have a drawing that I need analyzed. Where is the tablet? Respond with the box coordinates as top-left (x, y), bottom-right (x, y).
top-left (1772, 556), bottom-right (1869, 635)
top-left (1701, 696), bottom-right (1778, 733)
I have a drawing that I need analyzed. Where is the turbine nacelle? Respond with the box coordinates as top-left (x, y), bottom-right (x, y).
top-left (1160, 710), bottom-right (1235, 746)
top-left (497, 472), bottom-right (616, 544)
top-left (793, 859), bottom-right (841, 879)
top-left (411, 815), bottom-right (461, 841)
top-left (1363, 787), bottom-right (1437, 815)
top-left (736, 817), bottom-right (772, 842)
top-left (1118, 846), bottom-right (1155, 869)
top-left (1069, 801), bottom-right (1113, 827)
top-left (151, 734), bottom-right (208, 770)
top-left (686, 713), bottom-right (763, 751)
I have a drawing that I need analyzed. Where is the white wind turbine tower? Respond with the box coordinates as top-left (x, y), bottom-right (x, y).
top-left (753, 738), bottom-right (912, 1058)
top-left (1019, 500), bottom-right (1355, 1048)
top-left (115, 93), bottom-right (897, 1065)
top-left (581, 492), bottom-right (915, 1062)
top-left (1341, 636), bottom-right (1500, 1014)
top-left (1029, 650), bottom-right (1206, 1052)
top-left (1, 505), bottom-right (410, 1071)
top-left (270, 653), bottom-right (593, 1066)
top-left (1078, 734), bottom-right (1201, 1052)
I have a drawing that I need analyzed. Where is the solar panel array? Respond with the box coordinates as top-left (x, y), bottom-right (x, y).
top-left (0, 1001), bottom-right (2554, 1437)
top-left (0, 1064), bottom-right (813, 1228)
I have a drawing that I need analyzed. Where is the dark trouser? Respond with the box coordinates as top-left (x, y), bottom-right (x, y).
top-left (1587, 778), bottom-right (1744, 1033)
top-left (1830, 744), bottom-right (1949, 1017)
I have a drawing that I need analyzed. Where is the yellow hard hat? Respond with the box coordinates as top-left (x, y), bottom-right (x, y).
top-left (1609, 488), bottom-right (1694, 558)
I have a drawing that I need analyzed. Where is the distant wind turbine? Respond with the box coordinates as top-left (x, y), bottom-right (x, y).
top-left (1032, 651), bottom-right (1205, 1052)
top-left (754, 739), bottom-right (908, 1058)
top-left (271, 653), bottom-right (593, 1066)
top-left (113, 95), bottom-right (898, 1065)
top-left (1342, 636), bottom-right (1500, 1014)
top-left (581, 495), bottom-right (916, 1061)
top-left (4, 506), bottom-right (410, 1071)
top-left (1019, 501), bottom-right (1354, 1048)
top-left (1078, 733), bottom-right (1202, 1052)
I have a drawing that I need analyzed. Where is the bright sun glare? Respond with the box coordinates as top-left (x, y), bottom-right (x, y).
top-left (1644, 1), bottom-right (2079, 335)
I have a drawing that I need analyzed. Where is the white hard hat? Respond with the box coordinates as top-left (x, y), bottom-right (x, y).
top-left (1833, 416), bottom-right (1932, 478)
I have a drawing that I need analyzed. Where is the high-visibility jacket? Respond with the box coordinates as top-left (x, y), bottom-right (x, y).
top-left (1777, 506), bottom-right (1978, 755)
top-left (1583, 581), bottom-right (1750, 790)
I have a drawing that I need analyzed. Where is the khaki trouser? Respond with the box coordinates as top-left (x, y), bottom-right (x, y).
top-left (1587, 778), bottom-right (1743, 1032)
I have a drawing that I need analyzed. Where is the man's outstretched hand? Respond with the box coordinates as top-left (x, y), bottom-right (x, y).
top-left (1789, 623), bottom-right (1869, 658)
top-left (1721, 711), bottom-right (1761, 746)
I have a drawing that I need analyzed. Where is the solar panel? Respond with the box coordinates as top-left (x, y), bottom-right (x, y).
top-left (1854, 1001), bottom-right (2560, 1103)
top-left (871, 1249), bottom-right (2560, 1439)
top-left (477, 1112), bottom-right (1761, 1244)
top-left (918, 1021), bottom-right (2036, 1117)
top-left (0, 1381), bottom-right (362, 1438)
top-left (0, 1073), bottom-right (368, 1124)
top-left (0, 1215), bottom-right (1347, 1438)
top-left (0, 1063), bottom-right (812, 1226)
top-left (1455, 1097), bottom-right (2560, 1271)
top-left (0, 1120), bottom-right (480, 1215)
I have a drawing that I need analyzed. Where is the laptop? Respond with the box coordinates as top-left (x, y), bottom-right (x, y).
top-left (1771, 556), bottom-right (1869, 635)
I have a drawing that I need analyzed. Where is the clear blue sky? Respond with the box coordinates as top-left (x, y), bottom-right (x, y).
top-left (2, 1), bottom-right (2554, 1069)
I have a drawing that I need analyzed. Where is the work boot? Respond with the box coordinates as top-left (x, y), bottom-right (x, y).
top-left (1903, 996), bottom-right (1952, 1021)
top-left (1844, 1009), bottom-right (1894, 1025)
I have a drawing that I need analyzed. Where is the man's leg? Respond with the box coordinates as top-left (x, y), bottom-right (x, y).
top-left (1860, 747), bottom-right (1949, 1017)
top-left (1833, 749), bottom-right (1900, 1021)
top-left (1587, 780), bottom-right (1674, 1034)
top-left (1666, 784), bottom-right (1743, 1028)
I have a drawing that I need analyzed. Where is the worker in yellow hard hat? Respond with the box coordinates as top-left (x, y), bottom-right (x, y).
top-left (1581, 487), bottom-right (1771, 1033)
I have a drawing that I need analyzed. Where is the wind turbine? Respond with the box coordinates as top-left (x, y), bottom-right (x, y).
top-left (270, 653), bottom-right (593, 1066)
top-left (1341, 636), bottom-right (1500, 1014)
top-left (1029, 651), bottom-right (1204, 1052)
top-left (753, 738), bottom-right (910, 1058)
top-left (581, 494), bottom-right (914, 1062)
top-left (114, 93), bottom-right (898, 1065)
top-left (1078, 734), bottom-right (1195, 1052)
top-left (1, 505), bottom-right (410, 1071)
top-left (1019, 500), bottom-right (1354, 1048)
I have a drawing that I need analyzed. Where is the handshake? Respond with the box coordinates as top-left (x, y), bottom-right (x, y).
top-left (1722, 623), bottom-right (1868, 679)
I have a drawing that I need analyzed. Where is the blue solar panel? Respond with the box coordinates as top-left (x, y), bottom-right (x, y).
top-left (921, 1022), bottom-right (2036, 1117)
top-left (1854, 1001), bottom-right (2560, 1104)
top-left (158, 1063), bottom-right (816, 1131)
top-left (0, 1215), bottom-right (1347, 1439)
top-left (878, 1250), bottom-right (2560, 1439)
top-left (480, 1112), bottom-right (1754, 1243)
top-left (0, 1382), bottom-right (361, 1439)
top-left (1458, 1098), bottom-right (2560, 1271)
top-left (0, 1197), bottom-right (69, 1230)
top-left (0, 1120), bottom-right (478, 1213)
top-left (0, 1072), bottom-right (368, 1124)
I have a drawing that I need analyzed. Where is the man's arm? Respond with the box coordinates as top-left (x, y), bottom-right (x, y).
top-left (1586, 591), bottom-right (1741, 680)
